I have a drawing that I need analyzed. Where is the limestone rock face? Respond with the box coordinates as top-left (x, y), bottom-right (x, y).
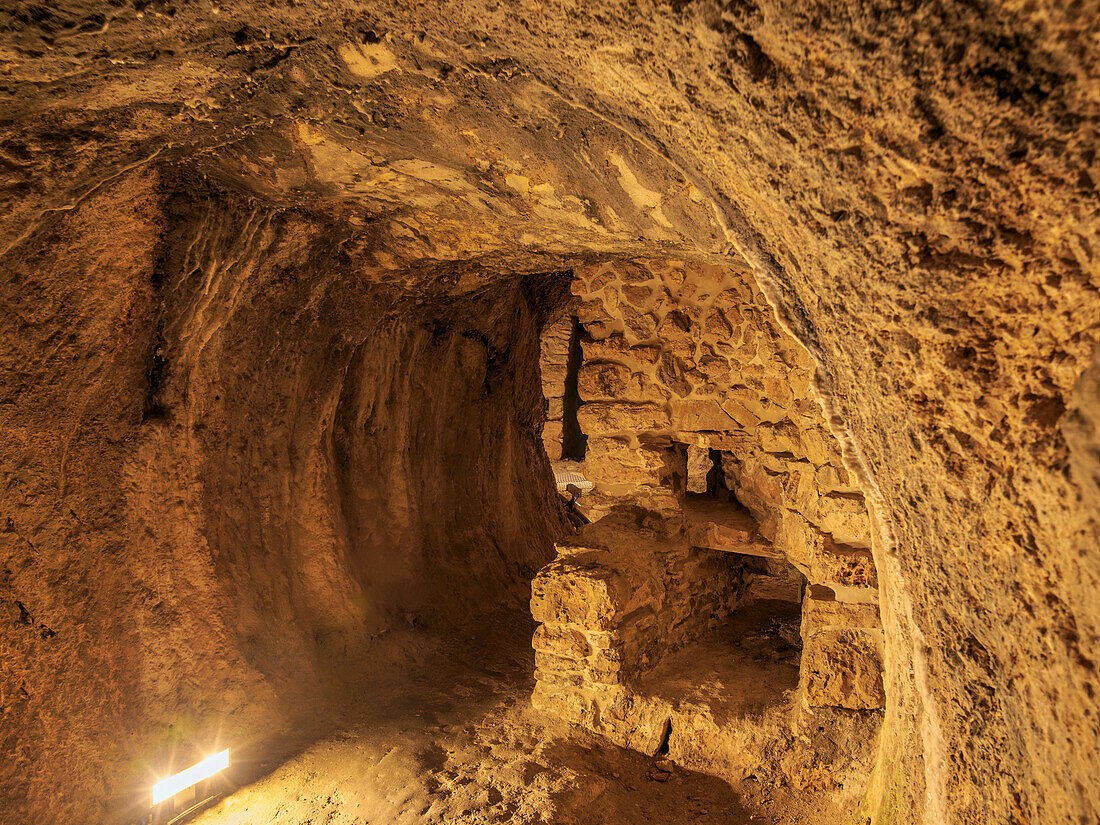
top-left (0, 182), bottom-right (572, 823)
top-left (800, 598), bottom-right (885, 709)
top-left (2, 1), bottom-right (1099, 824)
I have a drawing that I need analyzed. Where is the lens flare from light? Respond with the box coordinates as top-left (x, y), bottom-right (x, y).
top-left (151, 748), bottom-right (230, 805)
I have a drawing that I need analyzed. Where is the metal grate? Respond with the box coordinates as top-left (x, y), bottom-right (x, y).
top-left (553, 467), bottom-right (594, 495)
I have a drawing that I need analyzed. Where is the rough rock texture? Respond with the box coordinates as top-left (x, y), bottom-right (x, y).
top-left (551, 258), bottom-right (886, 709)
top-left (2, 1), bottom-right (1099, 823)
top-left (0, 176), bottom-right (573, 822)
top-left (569, 258), bottom-right (878, 606)
top-left (529, 258), bottom-right (884, 808)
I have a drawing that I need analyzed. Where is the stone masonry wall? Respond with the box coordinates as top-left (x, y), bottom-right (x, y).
top-left (539, 313), bottom-right (574, 460)
top-left (535, 259), bottom-right (885, 716)
top-left (531, 511), bottom-right (755, 753)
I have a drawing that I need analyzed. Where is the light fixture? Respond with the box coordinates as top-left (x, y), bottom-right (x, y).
top-left (151, 748), bottom-right (231, 806)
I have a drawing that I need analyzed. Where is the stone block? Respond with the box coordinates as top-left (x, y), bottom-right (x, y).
top-left (657, 351), bottom-right (694, 397)
top-left (656, 311), bottom-right (696, 357)
top-left (798, 426), bottom-right (835, 466)
top-left (684, 505), bottom-right (781, 559)
top-left (584, 437), bottom-right (668, 486)
top-left (722, 386), bottom-right (788, 425)
top-left (577, 402), bottom-right (670, 435)
top-left (578, 361), bottom-right (631, 400)
top-left (581, 335), bottom-right (661, 366)
top-left (532, 667), bottom-right (586, 689)
top-left (586, 657), bottom-right (624, 685)
top-left (757, 421), bottom-right (806, 457)
top-left (586, 630), bottom-right (615, 650)
top-left (761, 375), bottom-right (795, 410)
top-left (629, 344), bottom-right (663, 364)
top-left (621, 304), bottom-right (658, 340)
top-left (577, 298), bottom-right (617, 340)
top-left (696, 354), bottom-right (732, 383)
top-left (720, 397), bottom-right (761, 428)
top-left (547, 396), bottom-right (564, 420)
top-left (533, 624), bottom-right (591, 659)
top-left (800, 627), bottom-right (885, 710)
top-left (622, 283), bottom-right (653, 307)
top-left (725, 454), bottom-right (785, 514)
top-left (672, 399), bottom-right (736, 432)
top-left (542, 348), bottom-right (571, 367)
top-left (686, 445), bottom-right (712, 493)
top-left (542, 362), bottom-right (568, 389)
top-left (777, 461), bottom-right (820, 514)
top-left (542, 420), bottom-right (564, 456)
top-left (578, 361), bottom-right (662, 403)
top-left (703, 308), bottom-right (733, 338)
top-left (534, 649), bottom-right (583, 674)
top-left (801, 597), bottom-right (881, 632)
top-left (531, 556), bottom-right (626, 631)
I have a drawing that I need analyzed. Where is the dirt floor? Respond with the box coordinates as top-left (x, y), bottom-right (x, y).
top-left (637, 600), bottom-right (803, 721)
top-left (183, 610), bottom-right (831, 825)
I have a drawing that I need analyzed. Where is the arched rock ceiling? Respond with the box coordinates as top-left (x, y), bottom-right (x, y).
top-left (2, 1), bottom-right (1099, 823)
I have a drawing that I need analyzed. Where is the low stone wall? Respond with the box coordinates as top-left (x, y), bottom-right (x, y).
top-left (531, 514), bottom-right (753, 730)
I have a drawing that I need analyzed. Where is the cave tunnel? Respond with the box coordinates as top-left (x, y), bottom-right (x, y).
top-left (1, 2), bottom-right (1099, 824)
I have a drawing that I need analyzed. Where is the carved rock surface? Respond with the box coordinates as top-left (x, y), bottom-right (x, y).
top-left (2, 1), bottom-right (1098, 824)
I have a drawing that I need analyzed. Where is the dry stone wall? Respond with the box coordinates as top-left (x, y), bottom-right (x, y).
top-left (533, 259), bottom-right (886, 745)
top-left (539, 314), bottom-right (574, 460)
top-left (531, 511), bottom-right (757, 755)
top-left (535, 513), bottom-right (753, 670)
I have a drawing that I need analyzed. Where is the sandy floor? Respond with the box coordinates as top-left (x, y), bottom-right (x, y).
top-left (637, 599), bottom-right (803, 721)
top-left (185, 612), bottom-right (819, 825)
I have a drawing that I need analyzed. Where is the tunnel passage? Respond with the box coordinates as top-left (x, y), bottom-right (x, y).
top-left (0, 177), bottom-right (586, 823)
top-left (532, 259), bottom-right (885, 790)
top-left (3, 2), bottom-right (1099, 820)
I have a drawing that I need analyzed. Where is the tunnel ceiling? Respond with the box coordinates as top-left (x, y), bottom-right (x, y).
top-left (2, 1), bottom-right (1099, 824)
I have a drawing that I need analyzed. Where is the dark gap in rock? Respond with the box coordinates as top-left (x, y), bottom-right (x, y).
top-left (561, 316), bottom-right (587, 461)
top-left (654, 719), bottom-right (672, 756)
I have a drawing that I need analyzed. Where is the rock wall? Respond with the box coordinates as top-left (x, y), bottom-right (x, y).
top-left (531, 512), bottom-right (754, 719)
top-left (2, 0), bottom-right (1098, 822)
top-left (539, 312), bottom-right (578, 460)
top-left (529, 258), bottom-right (885, 806)
top-left (0, 177), bottom-right (569, 823)
top-left (564, 258), bottom-right (883, 698)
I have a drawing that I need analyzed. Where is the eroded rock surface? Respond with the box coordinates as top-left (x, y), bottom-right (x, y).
top-left (531, 259), bottom-right (884, 812)
top-left (1, 1), bottom-right (1098, 823)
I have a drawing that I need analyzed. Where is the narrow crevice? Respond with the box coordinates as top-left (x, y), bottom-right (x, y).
top-left (561, 316), bottom-right (587, 460)
top-left (654, 719), bottom-right (672, 756)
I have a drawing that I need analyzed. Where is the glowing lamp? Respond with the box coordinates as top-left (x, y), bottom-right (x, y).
top-left (151, 748), bottom-right (231, 806)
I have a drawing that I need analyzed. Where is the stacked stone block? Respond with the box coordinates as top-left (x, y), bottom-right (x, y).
top-left (539, 313), bottom-right (574, 459)
top-left (530, 513), bottom-right (753, 750)
top-left (534, 258), bottom-right (886, 718)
